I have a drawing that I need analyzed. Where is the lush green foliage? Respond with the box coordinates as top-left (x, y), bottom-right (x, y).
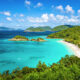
top-left (14, 35), bottom-right (28, 39)
top-left (48, 26), bottom-right (80, 47)
top-left (25, 26), bottom-right (52, 32)
top-left (52, 25), bottom-right (73, 31)
top-left (25, 25), bottom-right (74, 32)
top-left (0, 55), bottom-right (80, 80)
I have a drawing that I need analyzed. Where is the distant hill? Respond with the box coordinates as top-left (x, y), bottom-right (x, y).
top-left (0, 27), bottom-right (23, 31)
top-left (0, 27), bottom-right (13, 31)
top-left (25, 25), bottom-right (75, 32)
top-left (25, 26), bottom-right (52, 32)
top-left (51, 25), bottom-right (74, 31)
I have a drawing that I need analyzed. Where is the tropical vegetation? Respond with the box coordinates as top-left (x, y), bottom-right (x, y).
top-left (25, 25), bottom-right (74, 32)
top-left (0, 55), bottom-right (80, 80)
top-left (51, 25), bottom-right (74, 31)
top-left (48, 26), bottom-right (80, 47)
top-left (9, 35), bottom-right (29, 41)
top-left (13, 35), bottom-right (28, 39)
top-left (25, 26), bottom-right (52, 32)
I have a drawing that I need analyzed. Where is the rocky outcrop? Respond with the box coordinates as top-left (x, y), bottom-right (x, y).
top-left (36, 38), bottom-right (46, 42)
top-left (31, 39), bottom-right (36, 41)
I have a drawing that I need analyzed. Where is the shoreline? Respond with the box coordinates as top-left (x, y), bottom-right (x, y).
top-left (59, 40), bottom-right (80, 58)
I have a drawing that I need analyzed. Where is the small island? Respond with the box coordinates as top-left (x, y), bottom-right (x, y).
top-left (36, 38), bottom-right (46, 42)
top-left (9, 35), bottom-right (46, 42)
top-left (9, 35), bottom-right (29, 41)
top-left (31, 39), bottom-right (36, 41)
top-left (31, 38), bottom-right (46, 42)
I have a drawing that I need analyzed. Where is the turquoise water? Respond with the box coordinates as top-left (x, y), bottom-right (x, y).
top-left (0, 36), bottom-right (73, 73)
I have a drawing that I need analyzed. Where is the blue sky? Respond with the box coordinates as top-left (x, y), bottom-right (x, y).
top-left (0, 0), bottom-right (80, 29)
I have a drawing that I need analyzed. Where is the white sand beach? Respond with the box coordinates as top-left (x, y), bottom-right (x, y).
top-left (59, 40), bottom-right (80, 58)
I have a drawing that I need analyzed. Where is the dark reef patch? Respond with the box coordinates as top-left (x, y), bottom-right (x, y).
top-left (29, 56), bottom-right (44, 60)
top-left (0, 60), bottom-right (16, 64)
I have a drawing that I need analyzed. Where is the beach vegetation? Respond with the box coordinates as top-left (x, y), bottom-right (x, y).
top-left (14, 35), bottom-right (28, 39)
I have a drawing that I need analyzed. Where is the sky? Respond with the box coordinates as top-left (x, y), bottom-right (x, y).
top-left (0, 0), bottom-right (80, 29)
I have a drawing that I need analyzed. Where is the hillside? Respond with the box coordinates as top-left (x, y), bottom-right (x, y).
top-left (0, 27), bottom-right (14, 31)
top-left (48, 26), bottom-right (80, 47)
top-left (51, 25), bottom-right (74, 31)
top-left (25, 25), bottom-right (74, 32)
top-left (25, 26), bottom-right (52, 32)
top-left (0, 27), bottom-right (23, 31)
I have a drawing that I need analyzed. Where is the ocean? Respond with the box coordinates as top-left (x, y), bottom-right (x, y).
top-left (0, 31), bottom-right (73, 73)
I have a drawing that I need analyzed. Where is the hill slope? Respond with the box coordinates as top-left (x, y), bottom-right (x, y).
top-left (0, 27), bottom-right (14, 31)
top-left (48, 26), bottom-right (80, 47)
top-left (52, 25), bottom-right (73, 31)
top-left (25, 26), bottom-right (52, 32)
top-left (0, 27), bottom-right (23, 31)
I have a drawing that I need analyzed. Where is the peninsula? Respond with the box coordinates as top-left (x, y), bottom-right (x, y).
top-left (48, 26), bottom-right (80, 57)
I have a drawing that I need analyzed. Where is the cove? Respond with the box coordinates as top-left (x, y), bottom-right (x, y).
top-left (0, 36), bottom-right (74, 73)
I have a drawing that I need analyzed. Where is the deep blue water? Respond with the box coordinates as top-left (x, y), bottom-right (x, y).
top-left (0, 31), bottom-right (73, 73)
top-left (0, 31), bottom-right (56, 39)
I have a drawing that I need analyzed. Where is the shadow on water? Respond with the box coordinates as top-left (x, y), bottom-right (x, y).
top-left (29, 56), bottom-right (45, 60)
top-left (0, 50), bottom-right (9, 54)
top-left (0, 60), bottom-right (16, 65)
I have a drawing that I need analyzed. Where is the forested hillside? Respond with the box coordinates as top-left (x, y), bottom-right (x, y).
top-left (25, 25), bottom-right (74, 32)
top-left (48, 26), bottom-right (80, 47)
top-left (51, 25), bottom-right (73, 31)
top-left (25, 26), bottom-right (52, 32)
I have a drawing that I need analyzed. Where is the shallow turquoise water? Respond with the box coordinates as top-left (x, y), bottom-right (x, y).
top-left (0, 36), bottom-right (74, 73)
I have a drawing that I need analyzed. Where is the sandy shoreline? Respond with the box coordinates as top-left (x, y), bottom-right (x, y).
top-left (58, 40), bottom-right (80, 58)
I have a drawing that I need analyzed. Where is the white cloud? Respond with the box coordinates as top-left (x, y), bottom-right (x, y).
top-left (20, 14), bottom-right (24, 17)
top-left (67, 16), bottom-right (79, 23)
top-left (56, 15), bottom-right (65, 20)
top-left (56, 5), bottom-right (63, 11)
top-left (0, 11), bottom-right (11, 16)
top-left (78, 10), bottom-right (80, 14)
top-left (41, 14), bottom-right (48, 22)
top-left (65, 5), bottom-right (74, 13)
top-left (49, 13), bottom-right (56, 21)
top-left (54, 15), bottom-right (79, 24)
top-left (27, 12), bottom-right (80, 25)
top-left (25, 0), bottom-right (31, 5)
top-left (49, 14), bottom-right (56, 21)
top-left (18, 19), bottom-right (24, 22)
top-left (34, 2), bottom-right (43, 8)
top-left (27, 13), bottom-right (48, 23)
top-left (6, 17), bottom-right (12, 21)
top-left (68, 18), bottom-right (79, 23)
